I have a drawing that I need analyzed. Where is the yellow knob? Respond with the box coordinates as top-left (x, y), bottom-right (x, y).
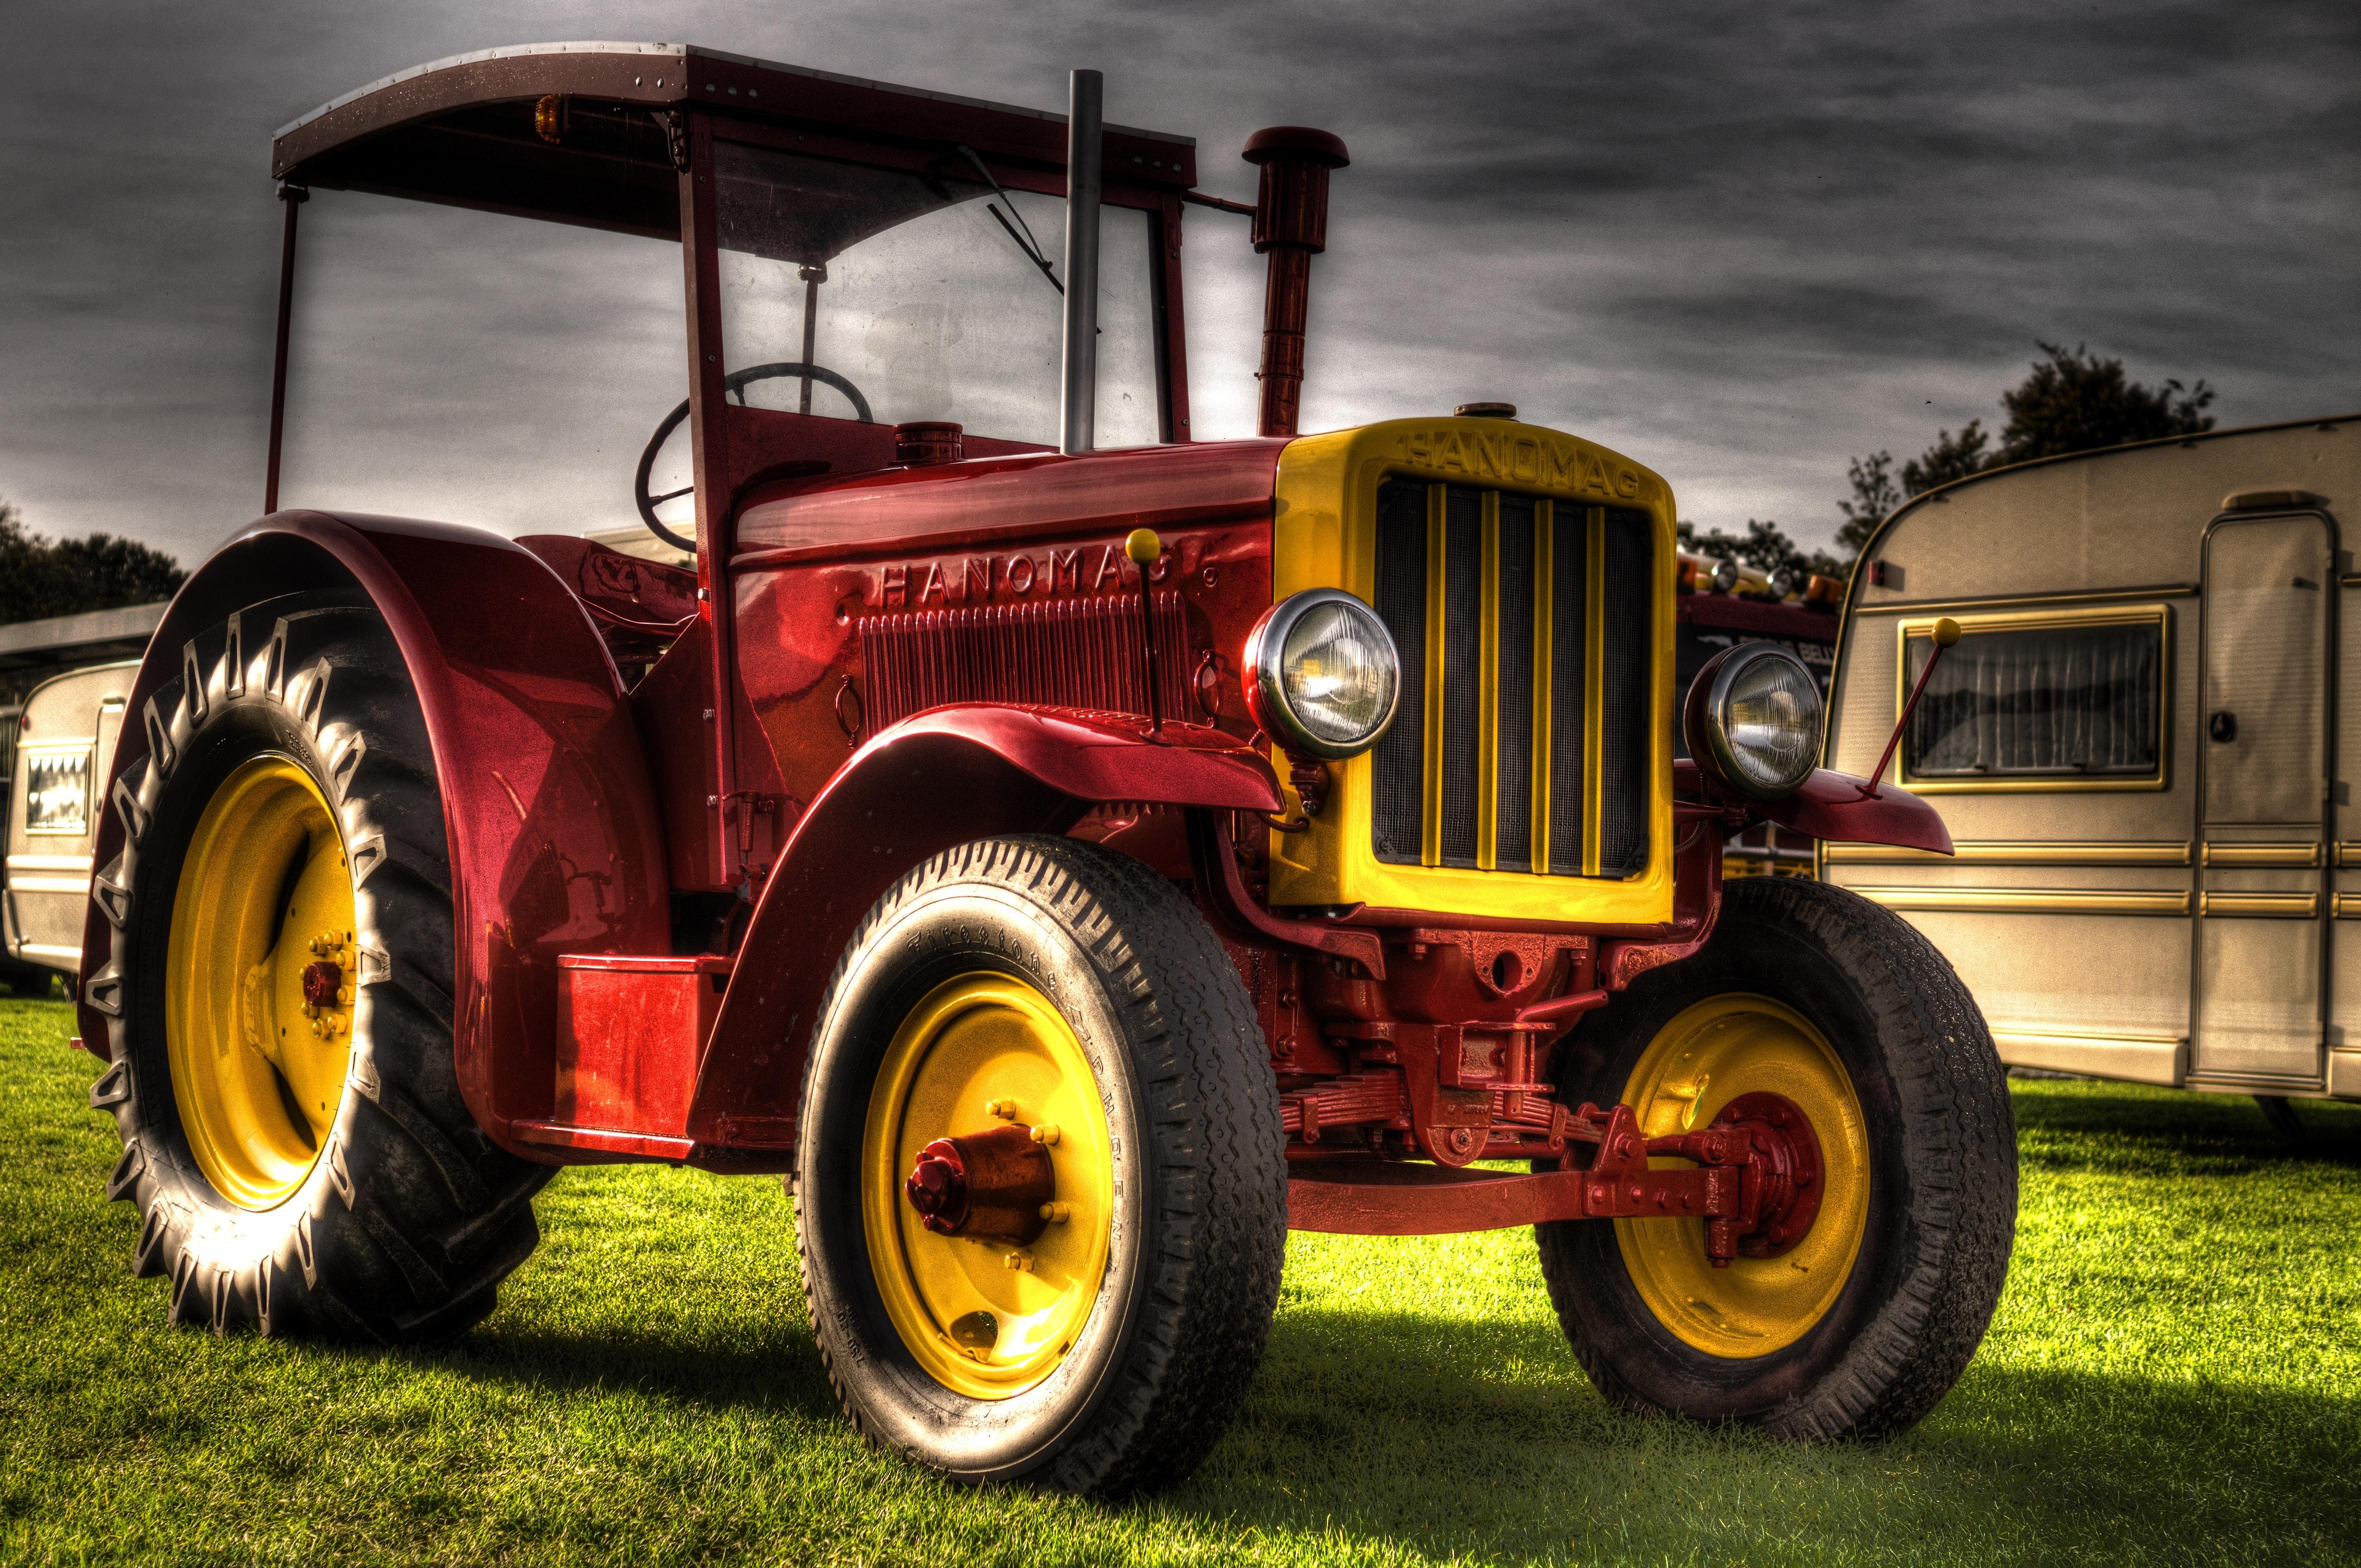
top-left (1933, 616), bottom-right (1962, 648)
top-left (1124, 528), bottom-right (1161, 566)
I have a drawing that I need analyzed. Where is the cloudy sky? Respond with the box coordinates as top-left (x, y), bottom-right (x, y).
top-left (3, 0), bottom-right (2355, 568)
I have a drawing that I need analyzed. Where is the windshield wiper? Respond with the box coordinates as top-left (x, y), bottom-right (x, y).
top-left (956, 143), bottom-right (1063, 297)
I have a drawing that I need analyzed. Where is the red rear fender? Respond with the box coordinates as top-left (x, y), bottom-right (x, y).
top-left (75, 512), bottom-right (671, 1156)
top-left (684, 704), bottom-right (1280, 1147)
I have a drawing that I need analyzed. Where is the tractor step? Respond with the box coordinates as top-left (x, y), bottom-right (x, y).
top-left (512, 953), bottom-right (732, 1155)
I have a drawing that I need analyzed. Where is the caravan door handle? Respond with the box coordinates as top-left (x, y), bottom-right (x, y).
top-left (2208, 710), bottom-right (2237, 743)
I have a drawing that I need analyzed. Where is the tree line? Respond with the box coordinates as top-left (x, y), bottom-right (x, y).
top-left (0, 501), bottom-right (187, 626)
top-left (1682, 342), bottom-right (2216, 581)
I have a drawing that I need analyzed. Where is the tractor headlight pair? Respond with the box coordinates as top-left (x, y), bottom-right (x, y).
top-left (1684, 643), bottom-right (1825, 800)
top-left (1243, 590), bottom-right (1401, 760)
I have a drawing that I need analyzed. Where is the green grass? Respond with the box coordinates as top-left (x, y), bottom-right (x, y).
top-left (2, 995), bottom-right (2356, 1567)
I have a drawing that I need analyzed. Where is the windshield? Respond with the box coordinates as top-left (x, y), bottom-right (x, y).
top-left (713, 140), bottom-right (1162, 447)
top-left (280, 195), bottom-right (685, 539)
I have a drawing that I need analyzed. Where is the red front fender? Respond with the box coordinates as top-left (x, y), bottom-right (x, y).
top-left (74, 511), bottom-right (671, 1155)
top-left (684, 706), bottom-right (1280, 1148)
top-left (1758, 768), bottom-right (1954, 855)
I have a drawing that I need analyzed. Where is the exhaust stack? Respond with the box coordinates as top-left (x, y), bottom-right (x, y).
top-left (1059, 69), bottom-right (1103, 456)
top-left (1245, 127), bottom-right (1350, 439)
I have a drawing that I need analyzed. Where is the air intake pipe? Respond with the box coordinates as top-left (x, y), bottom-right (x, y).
top-left (1060, 69), bottom-right (1103, 456)
top-left (1245, 127), bottom-right (1350, 439)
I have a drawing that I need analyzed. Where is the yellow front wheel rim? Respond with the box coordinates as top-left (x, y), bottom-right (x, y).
top-left (165, 756), bottom-right (357, 1211)
top-left (862, 973), bottom-right (1115, 1400)
top-left (1615, 994), bottom-right (1870, 1357)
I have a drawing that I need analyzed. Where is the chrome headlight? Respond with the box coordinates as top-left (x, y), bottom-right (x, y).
top-left (1685, 643), bottom-right (1823, 800)
top-left (1243, 589), bottom-right (1401, 760)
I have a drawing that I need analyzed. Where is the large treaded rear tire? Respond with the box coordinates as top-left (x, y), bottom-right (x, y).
top-left (84, 592), bottom-right (550, 1339)
top-left (794, 836), bottom-right (1285, 1497)
top-left (1538, 875), bottom-right (2016, 1438)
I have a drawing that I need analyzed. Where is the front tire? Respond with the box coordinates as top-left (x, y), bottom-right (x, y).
top-left (84, 593), bottom-right (549, 1339)
top-left (1539, 875), bottom-right (2015, 1438)
top-left (795, 836), bottom-right (1285, 1496)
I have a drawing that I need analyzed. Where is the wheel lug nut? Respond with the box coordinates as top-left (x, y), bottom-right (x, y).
top-left (985, 1098), bottom-right (1017, 1120)
top-left (1029, 1123), bottom-right (1060, 1146)
top-left (1039, 1202), bottom-right (1071, 1223)
top-left (1003, 1252), bottom-right (1034, 1272)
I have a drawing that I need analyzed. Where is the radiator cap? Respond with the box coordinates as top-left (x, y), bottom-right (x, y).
top-left (1454, 402), bottom-right (1516, 419)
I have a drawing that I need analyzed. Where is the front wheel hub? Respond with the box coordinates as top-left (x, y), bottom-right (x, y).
top-left (904, 1124), bottom-right (1053, 1244)
top-left (1708, 1091), bottom-right (1825, 1258)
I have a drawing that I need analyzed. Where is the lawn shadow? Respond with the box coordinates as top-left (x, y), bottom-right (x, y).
top-left (402, 1316), bottom-right (842, 1421)
top-left (2012, 1078), bottom-right (2361, 1178)
top-left (1153, 1296), bottom-right (2361, 1565)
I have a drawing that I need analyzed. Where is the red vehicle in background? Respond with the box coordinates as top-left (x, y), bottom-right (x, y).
top-left (72, 44), bottom-right (2013, 1495)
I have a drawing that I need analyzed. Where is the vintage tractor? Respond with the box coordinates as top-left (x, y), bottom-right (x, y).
top-left (72, 44), bottom-right (2014, 1495)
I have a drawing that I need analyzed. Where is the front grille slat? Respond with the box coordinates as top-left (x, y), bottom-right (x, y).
top-left (1370, 477), bottom-right (1655, 884)
top-left (1495, 495), bottom-right (1537, 873)
top-left (1598, 512), bottom-right (1655, 875)
top-left (1548, 506), bottom-right (1588, 874)
top-left (1439, 487), bottom-right (1485, 870)
top-left (1370, 483), bottom-right (1430, 865)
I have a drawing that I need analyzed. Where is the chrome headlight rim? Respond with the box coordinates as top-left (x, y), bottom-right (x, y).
top-left (1687, 642), bottom-right (1824, 801)
top-left (1242, 588), bottom-right (1402, 761)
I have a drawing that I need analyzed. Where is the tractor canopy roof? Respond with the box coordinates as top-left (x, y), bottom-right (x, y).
top-left (271, 41), bottom-right (1200, 244)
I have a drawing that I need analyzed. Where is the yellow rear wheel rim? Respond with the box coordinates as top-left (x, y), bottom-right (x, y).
top-left (165, 756), bottom-right (356, 1211)
top-left (1614, 994), bottom-right (1869, 1358)
top-left (861, 973), bottom-right (1115, 1400)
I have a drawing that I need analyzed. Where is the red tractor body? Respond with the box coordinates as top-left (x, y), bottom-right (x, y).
top-left (71, 45), bottom-right (2012, 1492)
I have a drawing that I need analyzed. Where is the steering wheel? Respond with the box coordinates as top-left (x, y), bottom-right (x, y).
top-left (635, 361), bottom-right (876, 552)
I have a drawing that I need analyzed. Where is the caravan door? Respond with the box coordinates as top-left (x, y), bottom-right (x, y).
top-left (2192, 510), bottom-right (2335, 1085)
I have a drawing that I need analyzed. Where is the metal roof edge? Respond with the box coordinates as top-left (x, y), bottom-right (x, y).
top-left (274, 40), bottom-right (1193, 148)
top-left (274, 42), bottom-right (685, 141)
top-left (680, 45), bottom-right (1192, 145)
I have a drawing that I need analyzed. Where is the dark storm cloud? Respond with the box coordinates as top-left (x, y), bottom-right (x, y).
top-left (1, 0), bottom-right (2355, 564)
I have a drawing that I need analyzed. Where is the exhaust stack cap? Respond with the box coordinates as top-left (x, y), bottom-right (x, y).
top-left (1454, 402), bottom-right (1517, 419)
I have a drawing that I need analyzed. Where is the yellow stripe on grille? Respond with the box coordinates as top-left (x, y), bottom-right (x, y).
top-left (1531, 500), bottom-right (1554, 875)
top-left (1420, 483), bottom-right (1447, 867)
top-left (1476, 490), bottom-right (1501, 871)
top-left (1582, 506), bottom-right (1606, 878)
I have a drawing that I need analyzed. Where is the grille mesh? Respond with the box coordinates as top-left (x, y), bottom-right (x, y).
top-left (1598, 511), bottom-right (1655, 874)
top-left (1439, 490), bottom-right (1485, 869)
top-left (1370, 483), bottom-right (1430, 864)
top-left (1368, 477), bottom-right (1654, 881)
top-left (1547, 504), bottom-right (1589, 874)
top-left (859, 591), bottom-right (1192, 734)
top-left (1495, 494), bottom-right (1537, 872)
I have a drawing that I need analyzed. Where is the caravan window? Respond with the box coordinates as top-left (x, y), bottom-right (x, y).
top-left (1900, 609), bottom-right (2167, 789)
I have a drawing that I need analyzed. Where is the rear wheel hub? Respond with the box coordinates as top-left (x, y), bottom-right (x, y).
top-left (163, 756), bottom-right (356, 1211)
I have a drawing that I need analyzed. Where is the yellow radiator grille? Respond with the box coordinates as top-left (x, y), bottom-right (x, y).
top-left (1368, 479), bottom-right (1655, 878)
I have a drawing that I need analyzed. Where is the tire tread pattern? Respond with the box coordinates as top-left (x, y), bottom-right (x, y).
top-left (796, 835), bottom-right (1286, 1497)
top-left (1537, 875), bottom-right (2016, 1439)
top-left (90, 596), bottom-right (550, 1343)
